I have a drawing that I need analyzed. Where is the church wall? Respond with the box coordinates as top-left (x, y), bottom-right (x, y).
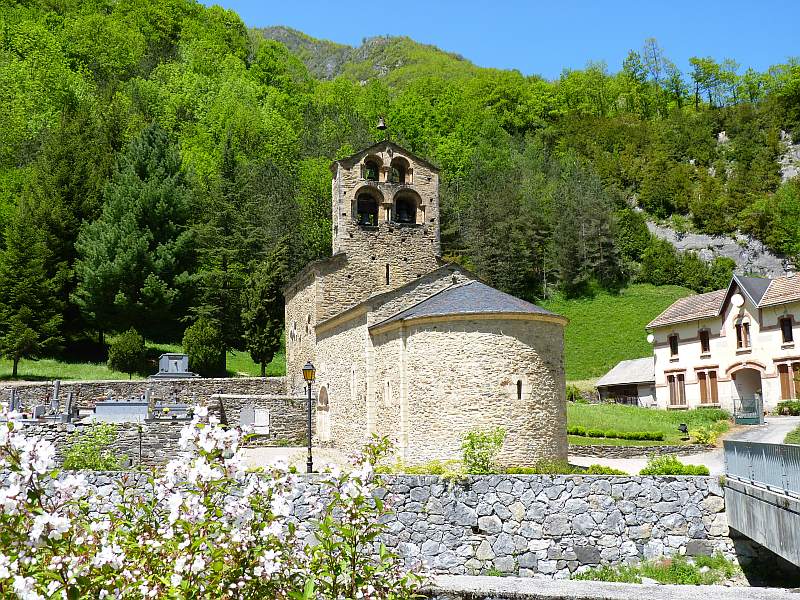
top-left (315, 315), bottom-right (370, 451)
top-left (285, 272), bottom-right (318, 394)
top-left (372, 317), bottom-right (567, 467)
top-left (371, 331), bottom-right (403, 452)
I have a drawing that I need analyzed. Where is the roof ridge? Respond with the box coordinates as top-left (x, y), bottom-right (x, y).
top-left (758, 277), bottom-right (777, 307)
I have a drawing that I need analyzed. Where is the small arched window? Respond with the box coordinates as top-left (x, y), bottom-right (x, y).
top-left (516, 380), bottom-right (523, 400)
top-left (364, 159), bottom-right (380, 181)
top-left (317, 387), bottom-right (329, 412)
top-left (356, 193), bottom-right (379, 226)
top-left (390, 157), bottom-right (409, 184)
top-left (394, 195), bottom-right (416, 224)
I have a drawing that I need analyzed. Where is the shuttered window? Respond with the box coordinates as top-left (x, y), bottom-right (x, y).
top-left (779, 364), bottom-right (792, 400)
top-left (698, 372), bottom-right (708, 403)
top-left (793, 363), bottom-right (800, 400)
top-left (668, 374), bottom-right (686, 406)
top-left (709, 371), bottom-right (718, 403)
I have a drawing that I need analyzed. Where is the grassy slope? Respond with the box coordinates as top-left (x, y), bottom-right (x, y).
top-left (1, 342), bottom-right (286, 382)
top-left (567, 403), bottom-right (729, 444)
top-left (541, 284), bottom-right (693, 383)
top-left (785, 425), bottom-right (800, 445)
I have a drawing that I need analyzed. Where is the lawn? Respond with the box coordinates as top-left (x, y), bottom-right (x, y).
top-left (567, 402), bottom-right (730, 445)
top-left (786, 425), bottom-right (800, 445)
top-left (1, 340), bottom-right (286, 381)
top-left (542, 283), bottom-right (693, 382)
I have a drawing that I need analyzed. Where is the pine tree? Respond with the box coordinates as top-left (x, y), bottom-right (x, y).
top-left (0, 202), bottom-right (63, 377)
top-left (73, 124), bottom-right (194, 341)
top-left (241, 241), bottom-right (289, 377)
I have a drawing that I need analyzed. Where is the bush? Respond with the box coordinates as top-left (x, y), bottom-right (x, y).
top-left (778, 400), bottom-right (800, 416)
top-left (106, 327), bottom-right (145, 379)
top-left (583, 464), bottom-right (628, 475)
top-left (62, 423), bottom-right (127, 471)
top-left (639, 454), bottom-right (710, 476)
top-left (690, 424), bottom-right (721, 445)
top-left (182, 317), bottom-right (224, 376)
top-left (506, 460), bottom-right (581, 475)
top-left (461, 427), bottom-right (505, 475)
top-left (566, 384), bottom-right (584, 403)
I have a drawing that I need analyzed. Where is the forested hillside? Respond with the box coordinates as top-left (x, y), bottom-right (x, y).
top-left (1, 0), bottom-right (799, 377)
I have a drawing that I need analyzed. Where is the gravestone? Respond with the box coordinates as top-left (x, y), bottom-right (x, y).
top-left (149, 353), bottom-right (200, 380)
top-left (31, 405), bottom-right (46, 419)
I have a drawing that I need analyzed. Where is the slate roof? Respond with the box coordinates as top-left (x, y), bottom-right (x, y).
top-left (371, 281), bottom-right (563, 329)
top-left (596, 357), bottom-right (655, 388)
top-left (331, 140), bottom-right (439, 173)
top-left (733, 274), bottom-right (772, 305)
top-left (646, 289), bottom-right (727, 329)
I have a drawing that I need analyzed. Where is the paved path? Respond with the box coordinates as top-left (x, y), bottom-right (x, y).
top-left (241, 446), bottom-right (348, 471)
top-left (570, 416), bottom-right (800, 476)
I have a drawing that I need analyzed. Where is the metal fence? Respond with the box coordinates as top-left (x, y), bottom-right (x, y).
top-left (724, 440), bottom-right (800, 497)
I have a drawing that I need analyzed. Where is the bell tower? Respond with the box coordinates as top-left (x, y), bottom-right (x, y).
top-left (328, 132), bottom-right (441, 301)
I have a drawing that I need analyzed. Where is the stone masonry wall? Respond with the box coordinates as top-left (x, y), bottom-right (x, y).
top-left (21, 422), bottom-right (183, 468)
top-left (0, 377), bottom-right (287, 412)
top-left (569, 444), bottom-right (715, 458)
top-left (373, 317), bottom-right (567, 467)
top-left (285, 269), bottom-right (320, 393)
top-left (211, 394), bottom-right (312, 444)
top-left (15, 472), bottom-right (755, 579)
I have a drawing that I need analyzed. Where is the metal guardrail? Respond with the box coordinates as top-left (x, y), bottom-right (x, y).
top-left (724, 440), bottom-right (800, 497)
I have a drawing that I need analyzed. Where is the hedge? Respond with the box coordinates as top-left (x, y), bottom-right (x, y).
top-left (567, 426), bottom-right (665, 441)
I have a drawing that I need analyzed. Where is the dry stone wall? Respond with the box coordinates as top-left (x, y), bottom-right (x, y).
top-left (0, 377), bottom-right (287, 412)
top-left (211, 394), bottom-right (312, 444)
top-left (568, 444), bottom-right (715, 458)
top-left (16, 472), bottom-right (760, 579)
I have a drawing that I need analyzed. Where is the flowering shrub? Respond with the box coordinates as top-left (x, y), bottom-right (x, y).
top-left (0, 405), bottom-right (421, 599)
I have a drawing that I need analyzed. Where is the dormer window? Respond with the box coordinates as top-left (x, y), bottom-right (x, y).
top-left (668, 334), bottom-right (679, 357)
top-left (736, 320), bottom-right (751, 349)
top-left (780, 317), bottom-right (794, 344)
top-left (699, 329), bottom-right (710, 354)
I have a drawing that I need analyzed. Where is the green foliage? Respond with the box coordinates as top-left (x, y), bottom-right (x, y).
top-left (543, 284), bottom-right (693, 380)
top-left (106, 328), bottom-right (146, 379)
top-left (0, 201), bottom-right (63, 378)
top-left (461, 428), bottom-right (506, 475)
top-left (567, 426), bottom-right (665, 441)
top-left (241, 242), bottom-right (289, 376)
top-left (62, 424), bottom-right (126, 471)
top-left (777, 400), bottom-right (800, 416)
top-left (690, 423), bottom-right (727, 445)
top-left (575, 553), bottom-right (738, 585)
top-left (565, 384), bottom-right (584, 403)
top-left (784, 425), bottom-right (800, 445)
top-left (568, 403), bottom-right (729, 444)
top-left (182, 318), bottom-right (224, 376)
top-left (583, 464), bottom-right (629, 475)
top-left (639, 454), bottom-right (710, 476)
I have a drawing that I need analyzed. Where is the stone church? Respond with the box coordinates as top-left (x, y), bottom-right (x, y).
top-left (284, 139), bottom-right (568, 466)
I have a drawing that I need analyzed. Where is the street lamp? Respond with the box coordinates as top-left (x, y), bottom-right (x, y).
top-left (302, 361), bottom-right (316, 473)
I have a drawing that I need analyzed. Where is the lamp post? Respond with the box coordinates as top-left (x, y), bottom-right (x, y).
top-left (302, 361), bottom-right (316, 474)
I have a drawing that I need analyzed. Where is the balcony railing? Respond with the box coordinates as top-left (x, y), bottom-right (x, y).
top-left (724, 440), bottom-right (800, 497)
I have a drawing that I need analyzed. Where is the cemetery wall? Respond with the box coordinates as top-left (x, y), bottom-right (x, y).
top-left (20, 471), bottom-right (768, 578)
top-left (0, 377), bottom-right (287, 411)
top-left (211, 394), bottom-right (312, 444)
top-left (22, 422), bottom-right (183, 468)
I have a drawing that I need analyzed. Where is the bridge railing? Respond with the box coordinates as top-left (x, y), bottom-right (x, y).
top-left (724, 440), bottom-right (800, 498)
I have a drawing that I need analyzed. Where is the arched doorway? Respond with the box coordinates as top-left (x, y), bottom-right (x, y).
top-left (731, 367), bottom-right (764, 424)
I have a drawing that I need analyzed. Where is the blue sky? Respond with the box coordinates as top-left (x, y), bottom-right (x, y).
top-left (204, 1), bottom-right (798, 79)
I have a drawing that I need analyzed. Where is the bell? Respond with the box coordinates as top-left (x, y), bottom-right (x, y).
top-left (377, 116), bottom-right (387, 131)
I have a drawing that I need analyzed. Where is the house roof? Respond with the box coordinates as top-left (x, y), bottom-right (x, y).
top-left (646, 289), bottom-right (727, 329)
top-left (330, 140), bottom-right (440, 173)
top-left (371, 280), bottom-right (563, 330)
top-left (647, 273), bottom-right (800, 330)
top-left (596, 357), bottom-right (655, 388)
top-left (760, 275), bottom-right (800, 307)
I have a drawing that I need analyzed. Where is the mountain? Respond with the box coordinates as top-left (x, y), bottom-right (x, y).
top-left (257, 26), bottom-right (485, 85)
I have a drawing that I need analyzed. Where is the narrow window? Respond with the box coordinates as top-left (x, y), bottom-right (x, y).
top-left (699, 330), bottom-right (710, 354)
top-left (516, 380), bottom-right (523, 400)
top-left (668, 375), bottom-right (676, 405)
top-left (385, 263), bottom-right (390, 285)
top-left (677, 373), bottom-right (686, 405)
top-left (743, 322), bottom-right (750, 348)
top-left (698, 371), bottom-right (708, 404)
top-left (780, 364), bottom-right (792, 400)
top-left (709, 370), bottom-right (718, 403)
top-left (781, 317), bottom-right (794, 344)
top-left (668, 334), bottom-right (679, 357)
top-left (390, 164), bottom-right (406, 183)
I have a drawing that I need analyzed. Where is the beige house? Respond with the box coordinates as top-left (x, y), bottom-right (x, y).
top-left (647, 273), bottom-right (800, 414)
top-left (283, 140), bottom-right (568, 466)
